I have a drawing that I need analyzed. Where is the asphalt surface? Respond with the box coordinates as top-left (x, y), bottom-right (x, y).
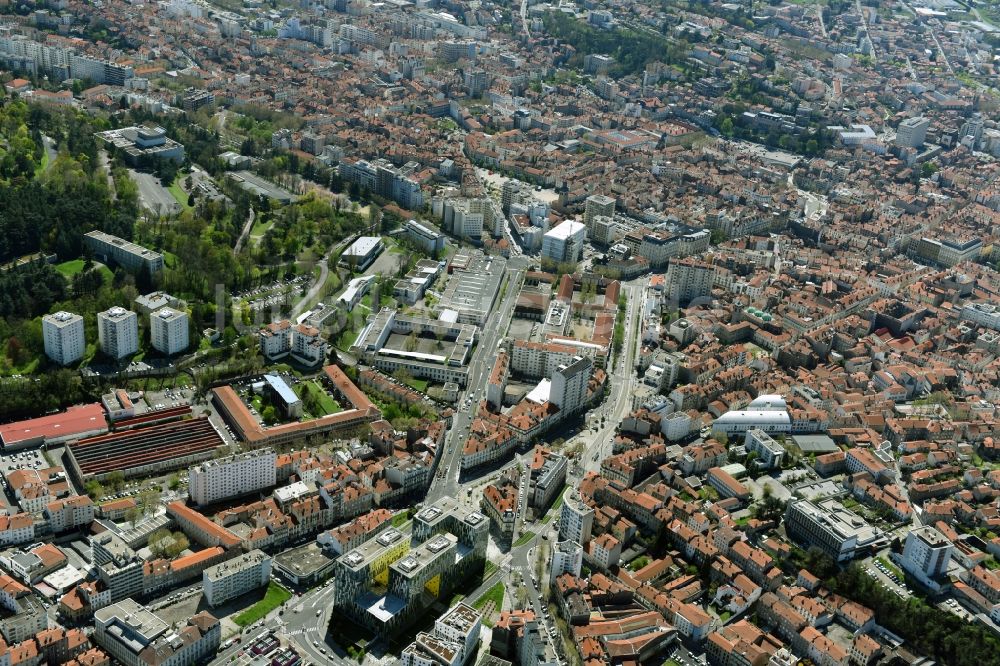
top-left (425, 259), bottom-right (529, 504)
top-left (131, 169), bottom-right (181, 216)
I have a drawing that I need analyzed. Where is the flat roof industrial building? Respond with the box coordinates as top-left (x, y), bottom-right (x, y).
top-left (66, 417), bottom-right (223, 483)
top-left (0, 403), bottom-right (108, 450)
top-left (340, 237), bottom-right (384, 271)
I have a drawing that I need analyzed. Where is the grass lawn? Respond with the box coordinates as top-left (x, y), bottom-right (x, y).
top-left (298, 382), bottom-right (342, 416)
top-left (336, 325), bottom-right (360, 351)
top-left (513, 531), bottom-right (536, 548)
top-left (55, 259), bottom-right (87, 277)
top-left (167, 178), bottom-right (192, 211)
top-left (877, 556), bottom-right (903, 580)
top-left (472, 581), bottom-right (504, 626)
top-left (483, 561), bottom-right (499, 580)
top-left (233, 581), bottom-right (291, 627)
top-left (391, 511), bottom-right (411, 528)
top-left (56, 259), bottom-right (115, 284)
top-left (404, 377), bottom-right (429, 393)
top-left (719, 610), bottom-right (732, 622)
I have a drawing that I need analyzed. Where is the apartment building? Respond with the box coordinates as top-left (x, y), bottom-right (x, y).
top-left (401, 603), bottom-right (482, 666)
top-left (150, 307), bottom-right (189, 355)
top-left (84, 231), bottom-right (164, 274)
top-left (511, 340), bottom-right (579, 380)
top-left (584, 194), bottom-right (616, 233)
top-left (188, 449), bottom-right (277, 506)
top-left (404, 219), bottom-right (445, 255)
top-left (551, 356), bottom-right (592, 414)
top-left (558, 490), bottom-right (593, 545)
top-left (529, 446), bottom-right (567, 511)
top-left (202, 549), bottom-right (272, 607)
top-left (665, 258), bottom-right (714, 305)
top-left (541, 221), bottom-right (585, 264)
top-left (744, 429), bottom-right (785, 470)
top-left (900, 526), bottom-right (952, 583)
top-left (440, 197), bottom-right (493, 240)
top-left (45, 495), bottom-right (95, 533)
top-left (97, 307), bottom-right (139, 360)
top-left (895, 116), bottom-right (929, 149)
top-left (95, 599), bottom-right (220, 666)
top-left (258, 320), bottom-right (292, 359)
top-left (42, 311), bottom-right (85, 366)
top-left (550, 539), bottom-right (583, 579)
top-left (91, 533), bottom-right (143, 602)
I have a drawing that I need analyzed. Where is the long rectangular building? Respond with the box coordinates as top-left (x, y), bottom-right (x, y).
top-left (84, 230), bottom-right (164, 274)
top-left (0, 403), bottom-right (107, 450)
top-left (66, 418), bottom-right (223, 483)
top-left (188, 449), bottom-right (277, 506)
top-left (212, 365), bottom-right (380, 447)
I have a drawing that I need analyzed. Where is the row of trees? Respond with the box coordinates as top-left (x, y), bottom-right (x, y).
top-left (829, 564), bottom-right (1000, 666)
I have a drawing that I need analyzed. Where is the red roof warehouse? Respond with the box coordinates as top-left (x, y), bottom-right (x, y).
top-left (0, 404), bottom-right (108, 449)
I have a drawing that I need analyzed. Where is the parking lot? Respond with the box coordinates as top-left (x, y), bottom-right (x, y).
top-left (866, 557), bottom-right (911, 599)
top-left (130, 170), bottom-right (181, 216)
top-left (235, 276), bottom-right (310, 312)
top-left (0, 448), bottom-right (50, 477)
top-left (144, 385), bottom-right (195, 412)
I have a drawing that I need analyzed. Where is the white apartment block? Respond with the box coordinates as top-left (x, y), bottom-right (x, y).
top-left (45, 495), bottom-right (95, 533)
top-left (744, 429), bottom-right (785, 469)
top-left (292, 323), bottom-right (327, 365)
top-left (961, 303), bottom-right (1000, 331)
top-left (541, 221), bottom-right (585, 264)
top-left (258, 320), bottom-right (292, 359)
top-left (188, 449), bottom-right (277, 506)
top-left (42, 311), bottom-right (85, 366)
top-left (97, 307), bottom-right (139, 360)
top-left (665, 259), bottom-right (714, 305)
top-left (584, 194), bottom-right (615, 232)
top-left (558, 490), bottom-right (593, 545)
top-left (551, 356), bottom-right (591, 413)
top-left (150, 307), bottom-right (189, 355)
top-left (433, 603), bottom-right (482, 666)
top-left (550, 539), bottom-right (583, 579)
top-left (203, 549), bottom-right (272, 607)
top-left (901, 526), bottom-right (952, 580)
top-left (511, 341), bottom-right (578, 379)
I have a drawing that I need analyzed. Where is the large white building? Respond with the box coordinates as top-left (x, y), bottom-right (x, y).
top-left (712, 395), bottom-right (792, 436)
top-left (202, 549), bottom-right (272, 607)
top-left (401, 603), bottom-right (482, 666)
top-left (551, 356), bottom-right (591, 414)
top-left (84, 231), bottom-right (164, 274)
top-left (150, 307), bottom-right (189, 355)
top-left (895, 116), bottom-right (929, 149)
top-left (558, 490), bottom-right (593, 545)
top-left (550, 539), bottom-right (583, 579)
top-left (97, 307), bottom-right (139, 360)
top-left (961, 303), bottom-right (1000, 331)
top-left (541, 221), bottom-right (585, 264)
top-left (188, 449), bottom-right (277, 506)
top-left (901, 526), bottom-right (952, 582)
top-left (42, 311), bottom-right (85, 366)
top-left (784, 498), bottom-right (888, 563)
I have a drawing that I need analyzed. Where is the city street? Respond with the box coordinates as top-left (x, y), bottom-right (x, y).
top-left (426, 260), bottom-right (528, 504)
